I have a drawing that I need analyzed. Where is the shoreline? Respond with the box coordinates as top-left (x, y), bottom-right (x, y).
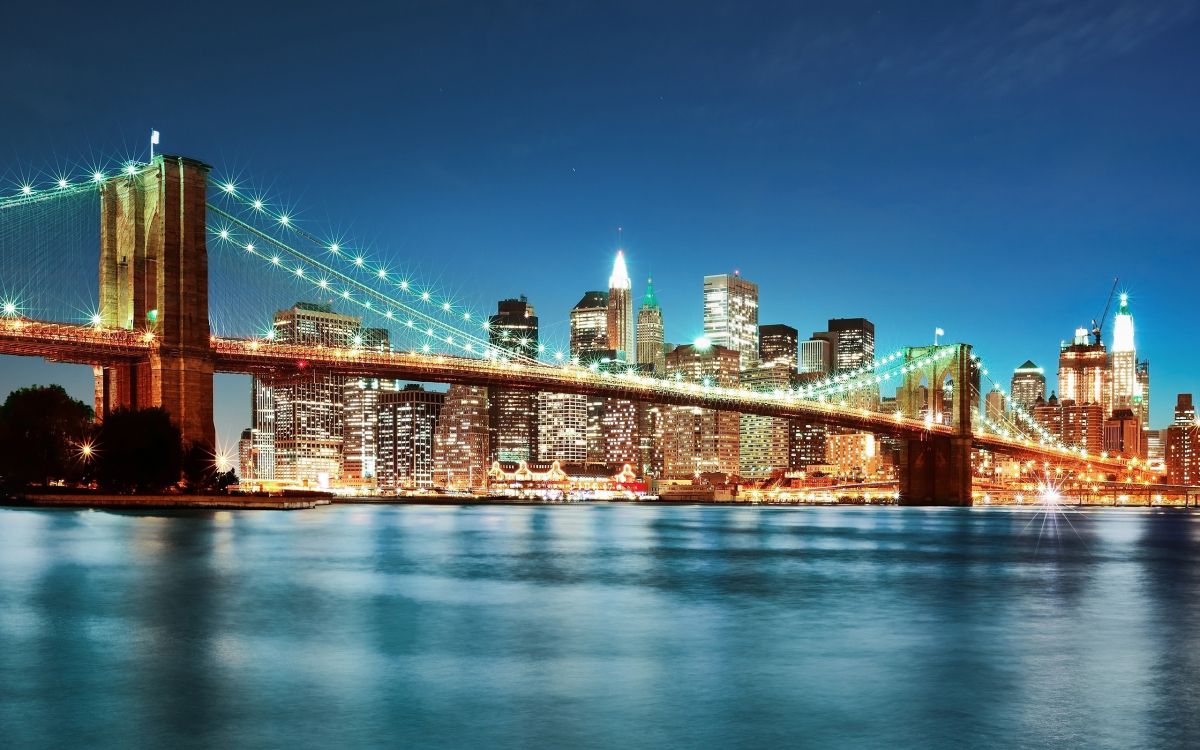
top-left (3, 494), bottom-right (1196, 511)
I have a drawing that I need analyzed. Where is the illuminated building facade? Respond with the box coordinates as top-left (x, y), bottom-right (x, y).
top-left (1058, 330), bottom-right (1110, 417)
top-left (250, 378), bottom-right (275, 479)
top-left (237, 428), bottom-right (254, 480)
top-left (343, 378), bottom-right (397, 484)
top-left (377, 385), bottom-right (444, 492)
top-left (637, 402), bottom-right (666, 478)
top-left (636, 277), bottom-right (665, 374)
top-left (1137, 360), bottom-right (1151, 431)
top-left (488, 297), bottom-right (539, 462)
top-left (1110, 294), bottom-right (1139, 418)
top-left (537, 391), bottom-right (588, 464)
top-left (607, 250), bottom-right (635, 358)
top-left (1104, 408), bottom-right (1144, 459)
top-left (663, 342), bottom-right (741, 477)
top-left (985, 386), bottom-right (1006, 422)
top-left (1165, 394), bottom-right (1200, 485)
top-left (570, 291), bottom-right (609, 357)
top-left (789, 420), bottom-right (828, 470)
top-left (1010, 360), bottom-right (1046, 413)
top-left (703, 272), bottom-right (759, 367)
top-left (758, 324), bottom-right (798, 371)
top-left (432, 385), bottom-right (489, 492)
top-left (739, 363), bottom-right (793, 478)
top-left (824, 433), bottom-right (879, 479)
top-left (799, 337), bottom-right (832, 376)
top-left (1032, 393), bottom-right (1105, 455)
top-left (824, 318), bottom-right (875, 374)
top-left (269, 302), bottom-right (375, 486)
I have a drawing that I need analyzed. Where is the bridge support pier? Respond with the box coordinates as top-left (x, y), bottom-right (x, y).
top-left (898, 435), bottom-right (973, 506)
top-left (95, 155), bottom-right (216, 450)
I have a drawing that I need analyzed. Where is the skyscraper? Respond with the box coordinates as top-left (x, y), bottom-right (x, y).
top-left (1110, 293), bottom-right (1138, 417)
top-left (758, 324), bottom-right (799, 371)
top-left (703, 272), bottom-right (759, 367)
top-left (799, 337), bottom-right (832, 376)
top-left (537, 391), bottom-right (588, 464)
top-left (1137, 360), bottom-right (1151, 431)
top-left (268, 302), bottom-right (376, 486)
top-left (663, 341), bottom-right (741, 478)
top-left (250, 378), bottom-right (275, 480)
top-left (488, 297), bottom-right (539, 462)
top-left (739, 363), bottom-right (793, 478)
top-left (985, 386), bottom-right (1006, 422)
top-left (1165, 394), bottom-right (1199, 485)
top-left (343, 378), bottom-right (397, 484)
top-left (1058, 329), bottom-right (1109, 416)
top-left (824, 318), bottom-right (875, 374)
top-left (377, 385), bottom-right (444, 493)
top-left (607, 250), bottom-right (635, 358)
top-left (636, 277), bottom-right (665, 374)
top-left (1011, 360), bottom-right (1047, 412)
top-left (433, 385), bottom-right (489, 492)
top-left (569, 291), bottom-right (609, 356)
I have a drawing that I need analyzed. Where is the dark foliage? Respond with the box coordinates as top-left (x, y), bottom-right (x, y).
top-left (0, 385), bottom-right (93, 487)
top-left (93, 407), bottom-right (183, 493)
top-left (182, 442), bottom-right (239, 494)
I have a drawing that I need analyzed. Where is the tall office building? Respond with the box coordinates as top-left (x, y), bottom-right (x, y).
top-left (537, 391), bottom-right (588, 464)
top-left (1058, 327), bottom-right (1110, 416)
top-left (637, 402), bottom-right (666, 478)
top-left (433, 385), bottom-right (489, 492)
top-left (488, 297), bottom-right (539, 462)
top-left (824, 318), bottom-right (875, 374)
top-left (250, 378), bottom-right (276, 480)
top-left (1137, 360), bottom-right (1151, 431)
top-left (1033, 395), bottom-right (1104, 456)
top-left (799, 337), bottom-right (833, 376)
top-left (269, 302), bottom-right (375, 486)
top-left (759, 324), bottom-right (799, 371)
top-left (636, 277), bottom-right (665, 374)
top-left (703, 272), bottom-right (759, 367)
top-left (789, 420), bottom-right (828, 471)
top-left (343, 378), bottom-right (398, 484)
top-left (237, 428), bottom-right (254, 480)
top-left (1110, 294), bottom-right (1138, 417)
top-left (1104, 408), bottom-right (1144, 458)
top-left (663, 342), bottom-right (741, 478)
top-left (739, 363), bottom-right (793, 478)
top-left (1165, 394), bottom-right (1200, 485)
top-left (570, 291), bottom-right (609, 356)
top-left (607, 251), bottom-right (635, 358)
top-left (377, 385), bottom-right (444, 493)
top-left (1011, 360), bottom-right (1047, 413)
top-left (984, 386), bottom-right (1006, 423)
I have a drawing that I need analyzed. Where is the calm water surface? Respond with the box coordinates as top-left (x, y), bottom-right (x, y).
top-left (1, 504), bottom-right (1198, 749)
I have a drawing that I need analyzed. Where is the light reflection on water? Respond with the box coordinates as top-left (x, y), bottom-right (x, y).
top-left (1, 504), bottom-right (1198, 749)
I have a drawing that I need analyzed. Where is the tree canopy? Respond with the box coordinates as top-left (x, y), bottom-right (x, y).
top-left (0, 385), bottom-right (93, 487)
top-left (92, 407), bottom-right (183, 493)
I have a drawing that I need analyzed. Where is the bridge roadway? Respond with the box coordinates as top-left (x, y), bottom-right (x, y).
top-left (0, 318), bottom-right (1135, 475)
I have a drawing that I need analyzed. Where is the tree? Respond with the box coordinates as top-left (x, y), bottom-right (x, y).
top-left (182, 442), bottom-right (239, 494)
top-left (0, 385), bottom-right (93, 488)
top-left (93, 407), bottom-right (183, 493)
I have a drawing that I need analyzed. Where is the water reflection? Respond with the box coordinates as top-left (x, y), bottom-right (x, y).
top-left (0, 505), bottom-right (1197, 749)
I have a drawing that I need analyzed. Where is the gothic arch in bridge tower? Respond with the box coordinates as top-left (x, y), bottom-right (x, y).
top-left (94, 155), bottom-right (216, 450)
top-left (896, 343), bottom-right (979, 506)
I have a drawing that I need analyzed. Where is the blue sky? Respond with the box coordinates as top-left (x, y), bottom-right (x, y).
top-left (2, 0), bottom-right (1198, 446)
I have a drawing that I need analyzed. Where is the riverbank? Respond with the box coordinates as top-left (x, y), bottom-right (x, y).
top-left (7, 493), bottom-right (331, 510)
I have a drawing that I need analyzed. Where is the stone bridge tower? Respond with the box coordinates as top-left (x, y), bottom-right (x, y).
top-left (895, 343), bottom-right (979, 505)
top-left (94, 155), bottom-right (216, 449)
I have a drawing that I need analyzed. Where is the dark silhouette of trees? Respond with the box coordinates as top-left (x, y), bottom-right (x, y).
top-left (182, 442), bottom-right (239, 494)
top-left (0, 385), bottom-right (93, 488)
top-left (93, 407), bottom-right (183, 493)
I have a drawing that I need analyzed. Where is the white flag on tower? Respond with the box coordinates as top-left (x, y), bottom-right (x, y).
top-left (151, 130), bottom-right (160, 145)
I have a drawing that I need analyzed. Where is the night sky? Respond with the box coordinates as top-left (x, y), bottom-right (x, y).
top-left (2, 0), bottom-right (1198, 447)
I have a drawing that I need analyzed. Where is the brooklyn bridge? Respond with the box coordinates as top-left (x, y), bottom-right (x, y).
top-left (0, 155), bottom-right (1144, 504)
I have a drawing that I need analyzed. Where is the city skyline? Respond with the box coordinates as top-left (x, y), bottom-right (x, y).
top-left (0, 2), bottom-right (1198, 448)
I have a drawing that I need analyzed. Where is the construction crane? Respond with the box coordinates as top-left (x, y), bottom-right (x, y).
top-left (1091, 277), bottom-right (1119, 346)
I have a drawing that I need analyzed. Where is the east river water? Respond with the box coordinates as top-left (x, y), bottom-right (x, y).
top-left (1, 504), bottom-right (1198, 749)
